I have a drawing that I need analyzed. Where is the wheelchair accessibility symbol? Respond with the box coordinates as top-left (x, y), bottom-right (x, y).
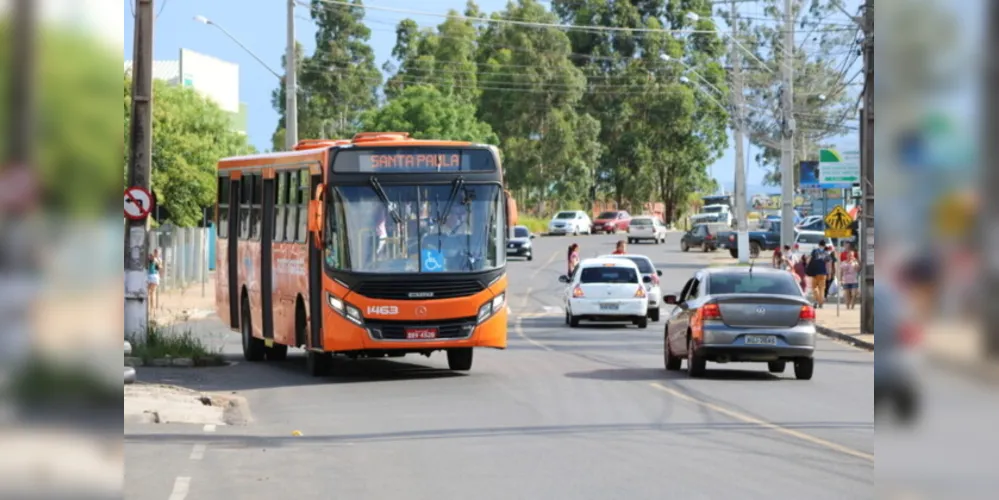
top-left (421, 249), bottom-right (444, 272)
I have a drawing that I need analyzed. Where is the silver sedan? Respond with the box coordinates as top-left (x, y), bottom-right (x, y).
top-left (663, 267), bottom-right (817, 379)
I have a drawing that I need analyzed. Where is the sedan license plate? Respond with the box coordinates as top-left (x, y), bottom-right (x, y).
top-left (599, 302), bottom-right (619, 311)
top-left (406, 327), bottom-right (438, 340)
top-left (744, 335), bottom-right (777, 345)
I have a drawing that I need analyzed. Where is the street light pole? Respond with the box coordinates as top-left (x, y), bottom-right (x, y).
top-left (731, 0), bottom-right (749, 263)
top-left (285, 0), bottom-right (298, 151)
top-left (779, 0), bottom-right (796, 249)
top-left (194, 16), bottom-right (283, 80)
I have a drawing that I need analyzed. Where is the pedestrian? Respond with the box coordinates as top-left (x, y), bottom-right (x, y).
top-left (772, 245), bottom-right (785, 269)
top-left (824, 243), bottom-right (838, 302)
top-left (148, 248), bottom-right (162, 310)
top-left (567, 243), bottom-right (580, 277)
top-left (840, 249), bottom-right (861, 309)
top-left (805, 240), bottom-right (829, 307)
top-left (792, 245), bottom-right (807, 292)
top-left (612, 240), bottom-right (627, 255)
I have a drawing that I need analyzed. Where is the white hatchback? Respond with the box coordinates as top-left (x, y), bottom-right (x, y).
top-left (559, 257), bottom-right (651, 329)
top-left (548, 210), bottom-right (591, 235)
top-left (627, 216), bottom-right (668, 244)
top-left (599, 254), bottom-right (663, 322)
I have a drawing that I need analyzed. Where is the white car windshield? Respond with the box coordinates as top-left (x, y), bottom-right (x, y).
top-left (555, 212), bottom-right (576, 220)
top-left (513, 227), bottom-right (530, 238)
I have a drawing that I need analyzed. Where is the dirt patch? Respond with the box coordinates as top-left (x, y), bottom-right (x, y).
top-left (124, 383), bottom-right (251, 426)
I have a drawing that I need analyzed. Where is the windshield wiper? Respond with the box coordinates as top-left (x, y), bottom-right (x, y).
top-left (369, 176), bottom-right (402, 224)
top-left (436, 176), bottom-right (465, 226)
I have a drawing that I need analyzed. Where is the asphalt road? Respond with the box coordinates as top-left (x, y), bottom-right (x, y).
top-left (125, 231), bottom-right (875, 499)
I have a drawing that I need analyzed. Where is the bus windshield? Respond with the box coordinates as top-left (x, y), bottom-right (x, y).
top-left (327, 183), bottom-right (505, 274)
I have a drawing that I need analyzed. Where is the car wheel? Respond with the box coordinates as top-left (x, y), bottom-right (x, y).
top-left (527, 253), bottom-right (533, 261)
top-left (687, 337), bottom-right (706, 377)
top-left (565, 309), bottom-right (570, 326)
top-left (306, 350), bottom-right (332, 377)
top-left (729, 248), bottom-right (739, 259)
top-left (664, 331), bottom-right (681, 371)
top-left (447, 348), bottom-right (474, 371)
top-left (636, 317), bottom-right (648, 329)
top-left (649, 308), bottom-right (660, 322)
top-left (768, 361), bottom-right (786, 374)
top-left (681, 241), bottom-right (689, 252)
top-left (750, 241), bottom-right (762, 258)
top-left (894, 385), bottom-right (920, 425)
top-left (241, 300), bottom-right (265, 362)
top-left (569, 314), bottom-right (580, 328)
top-left (793, 358), bottom-right (814, 380)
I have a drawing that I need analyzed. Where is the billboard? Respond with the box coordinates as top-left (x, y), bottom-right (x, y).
top-left (178, 49), bottom-right (240, 114)
top-left (818, 149), bottom-right (860, 187)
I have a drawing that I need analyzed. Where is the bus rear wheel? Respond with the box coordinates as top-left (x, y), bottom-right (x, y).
top-left (446, 348), bottom-right (473, 371)
top-left (265, 343), bottom-right (288, 361)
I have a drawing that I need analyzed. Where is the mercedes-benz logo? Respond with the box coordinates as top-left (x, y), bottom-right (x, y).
top-left (755, 307), bottom-right (767, 315)
top-left (415, 306), bottom-right (428, 317)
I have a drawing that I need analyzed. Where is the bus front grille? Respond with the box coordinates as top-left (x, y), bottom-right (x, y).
top-left (366, 317), bottom-right (478, 340)
top-left (355, 279), bottom-right (486, 300)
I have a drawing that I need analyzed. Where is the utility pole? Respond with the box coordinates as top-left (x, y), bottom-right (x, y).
top-left (125, 0), bottom-right (155, 341)
top-left (285, 0), bottom-right (298, 150)
top-left (779, 0), bottom-right (796, 249)
top-left (731, 0), bottom-right (749, 263)
top-left (859, 0), bottom-right (874, 335)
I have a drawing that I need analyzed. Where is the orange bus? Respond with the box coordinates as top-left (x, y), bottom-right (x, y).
top-left (214, 133), bottom-right (519, 376)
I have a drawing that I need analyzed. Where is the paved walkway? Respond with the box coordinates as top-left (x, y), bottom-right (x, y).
top-left (150, 278), bottom-right (216, 327)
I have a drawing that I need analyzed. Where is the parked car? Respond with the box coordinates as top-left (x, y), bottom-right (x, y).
top-left (715, 223), bottom-right (783, 259)
top-left (559, 257), bottom-right (650, 328)
top-left (794, 230), bottom-right (826, 255)
top-left (547, 210), bottom-right (592, 235)
top-left (506, 225), bottom-right (535, 260)
top-left (663, 267), bottom-right (817, 379)
top-left (680, 223), bottom-right (727, 252)
top-left (626, 216), bottom-right (667, 244)
top-left (796, 215), bottom-right (824, 232)
top-left (591, 210), bottom-right (631, 234)
top-left (600, 253), bottom-right (664, 321)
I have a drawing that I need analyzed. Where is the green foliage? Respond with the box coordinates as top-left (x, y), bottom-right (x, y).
top-left (0, 22), bottom-right (120, 217)
top-left (124, 76), bottom-right (254, 226)
top-left (516, 215), bottom-right (549, 235)
top-left (272, 0), bottom-right (382, 148)
top-left (127, 324), bottom-right (222, 364)
top-left (361, 85), bottom-right (498, 143)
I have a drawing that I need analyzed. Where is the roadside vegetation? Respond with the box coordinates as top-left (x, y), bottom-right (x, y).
top-left (127, 324), bottom-right (224, 366)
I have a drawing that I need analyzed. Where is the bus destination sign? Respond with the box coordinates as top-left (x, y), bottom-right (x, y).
top-left (366, 153), bottom-right (466, 171)
top-left (334, 148), bottom-right (496, 173)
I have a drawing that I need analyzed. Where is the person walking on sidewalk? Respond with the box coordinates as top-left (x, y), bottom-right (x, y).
top-left (839, 249), bottom-right (860, 309)
top-left (805, 240), bottom-right (829, 307)
top-left (824, 243), bottom-right (838, 302)
top-left (147, 248), bottom-right (162, 310)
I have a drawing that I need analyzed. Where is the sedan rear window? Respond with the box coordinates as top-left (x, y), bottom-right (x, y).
top-left (581, 267), bottom-right (639, 284)
top-left (631, 218), bottom-right (652, 226)
top-left (513, 227), bottom-right (530, 238)
top-left (596, 212), bottom-right (618, 219)
top-left (617, 256), bottom-right (653, 274)
top-left (708, 273), bottom-right (802, 296)
top-left (555, 212), bottom-right (576, 219)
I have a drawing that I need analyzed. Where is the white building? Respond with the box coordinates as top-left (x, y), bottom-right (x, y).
top-left (125, 48), bottom-right (248, 134)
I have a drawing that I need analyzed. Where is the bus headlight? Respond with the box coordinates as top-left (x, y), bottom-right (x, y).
top-left (328, 292), bottom-right (363, 325)
top-left (327, 293), bottom-right (344, 313)
top-left (492, 293), bottom-right (505, 313)
top-left (477, 302), bottom-right (492, 324)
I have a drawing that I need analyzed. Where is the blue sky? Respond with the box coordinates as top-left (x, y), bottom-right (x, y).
top-left (123, 0), bottom-right (861, 193)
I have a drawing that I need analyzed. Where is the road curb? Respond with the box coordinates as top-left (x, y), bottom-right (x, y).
top-left (926, 351), bottom-right (999, 385)
top-left (816, 325), bottom-right (874, 351)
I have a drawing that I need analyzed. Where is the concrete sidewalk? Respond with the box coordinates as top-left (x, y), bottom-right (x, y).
top-left (150, 278), bottom-right (216, 326)
top-left (815, 307), bottom-right (873, 350)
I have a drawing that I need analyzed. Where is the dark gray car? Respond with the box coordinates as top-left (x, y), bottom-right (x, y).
top-left (663, 267), bottom-right (817, 379)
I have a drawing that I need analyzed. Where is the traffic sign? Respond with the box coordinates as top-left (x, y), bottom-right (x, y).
top-left (124, 186), bottom-right (154, 221)
top-left (819, 149), bottom-right (860, 186)
top-left (824, 205), bottom-right (853, 238)
top-left (824, 228), bottom-right (852, 239)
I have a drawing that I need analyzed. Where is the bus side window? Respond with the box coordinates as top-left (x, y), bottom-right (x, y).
top-left (217, 176), bottom-right (229, 239)
top-left (250, 173), bottom-right (262, 241)
top-left (286, 171), bottom-right (300, 242)
top-left (275, 172), bottom-right (288, 242)
top-left (296, 168), bottom-right (309, 243)
top-left (239, 173), bottom-right (252, 240)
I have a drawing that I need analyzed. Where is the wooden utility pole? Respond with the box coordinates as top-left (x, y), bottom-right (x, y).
top-left (125, 0), bottom-right (155, 341)
top-left (859, 0), bottom-right (874, 335)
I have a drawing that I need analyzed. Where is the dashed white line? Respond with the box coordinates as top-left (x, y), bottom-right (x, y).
top-left (168, 477), bottom-right (191, 500)
top-left (189, 444), bottom-right (206, 461)
top-left (202, 424), bottom-right (216, 433)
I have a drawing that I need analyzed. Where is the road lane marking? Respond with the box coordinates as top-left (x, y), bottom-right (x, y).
top-left (520, 250), bottom-right (561, 309)
top-left (203, 424), bottom-right (216, 433)
top-left (168, 477), bottom-right (191, 500)
top-left (649, 382), bottom-right (874, 462)
top-left (514, 314), bottom-right (553, 352)
top-left (189, 444), bottom-right (206, 461)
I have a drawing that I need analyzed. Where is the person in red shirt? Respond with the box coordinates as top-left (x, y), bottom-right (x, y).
top-left (612, 240), bottom-right (627, 255)
top-left (839, 242), bottom-right (855, 263)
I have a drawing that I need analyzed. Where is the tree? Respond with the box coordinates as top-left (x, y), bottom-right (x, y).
top-left (124, 76), bottom-right (254, 226)
top-left (552, 0), bottom-right (729, 221)
top-left (272, 0), bottom-right (382, 148)
top-left (384, 3), bottom-right (482, 103)
top-left (733, 0), bottom-right (864, 185)
top-left (476, 0), bottom-right (603, 212)
top-left (361, 85), bottom-right (498, 143)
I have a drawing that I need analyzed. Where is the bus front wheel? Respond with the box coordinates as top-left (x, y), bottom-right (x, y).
top-left (241, 300), bottom-right (265, 362)
top-left (446, 348), bottom-right (473, 371)
top-left (306, 351), bottom-right (332, 377)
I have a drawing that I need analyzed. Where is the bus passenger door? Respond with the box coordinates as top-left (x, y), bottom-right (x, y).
top-left (308, 172), bottom-right (324, 350)
top-left (261, 176), bottom-right (275, 341)
top-left (227, 178), bottom-right (240, 328)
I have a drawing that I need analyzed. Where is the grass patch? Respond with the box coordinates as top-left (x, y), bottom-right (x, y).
top-left (127, 324), bottom-right (223, 365)
top-left (517, 215), bottom-right (549, 234)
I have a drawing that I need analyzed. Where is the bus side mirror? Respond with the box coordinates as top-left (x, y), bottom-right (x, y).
top-left (308, 199), bottom-right (323, 248)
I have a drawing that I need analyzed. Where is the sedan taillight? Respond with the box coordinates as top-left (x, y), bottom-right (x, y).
top-left (701, 303), bottom-right (722, 320)
top-left (634, 286), bottom-right (646, 298)
top-left (572, 286), bottom-right (584, 298)
top-left (799, 305), bottom-right (816, 323)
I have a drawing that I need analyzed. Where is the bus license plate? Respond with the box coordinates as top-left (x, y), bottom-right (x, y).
top-left (406, 328), bottom-right (438, 340)
top-left (745, 335), bottom-right (777, 345)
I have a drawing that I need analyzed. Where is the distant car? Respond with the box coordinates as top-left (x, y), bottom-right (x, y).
top-left (627, 216), bottom-right (668, 244)
top-left (680, 223), bottom-right (727, 252)
top-left (600, 254), bottom-right (664, 321)
top-left (796, 215), bottom-right (824, 232)
top-left (559, 257), bottom-right (651, 328)
top-left (548, 210), bottom-right (591, 236)
top-left (663, 267), bottom-right (817, 379)
top-left (794, 230), bottom-right (826, 255)
top-left (506, 225), bottom-right (535, 260)
top-left (591, 210), bottom-right (631, 234)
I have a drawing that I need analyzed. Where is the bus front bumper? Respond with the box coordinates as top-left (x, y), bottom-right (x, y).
top-left (321, 305), bottom-right (509, 352)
